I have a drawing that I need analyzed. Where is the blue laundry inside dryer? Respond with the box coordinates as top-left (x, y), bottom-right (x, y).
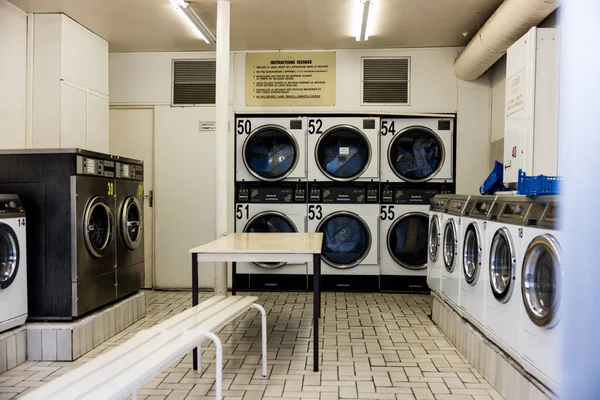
top-left (245, 128), bottom-right (297, 180)
top-left (389, 214), bottom-right (429, 267)
top-left (316, 128), bottom-right (369, 179)
top-left (319, 215), bottom-right (369, 267)
top-left (390, 128), bottom-right (443, 182)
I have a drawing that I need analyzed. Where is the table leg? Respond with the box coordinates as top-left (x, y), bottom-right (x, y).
top-left (232, 262), bottom-right (237, 296)
top-left (192, 254), bottom-right (199, 370)
top-left (313, 253), bottom-right (320, 372)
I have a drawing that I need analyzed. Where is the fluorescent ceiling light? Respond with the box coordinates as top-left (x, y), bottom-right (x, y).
top-left (355, 0), bottom-right (374, 41)
top-left (169, 0), bottom-right (216, 44)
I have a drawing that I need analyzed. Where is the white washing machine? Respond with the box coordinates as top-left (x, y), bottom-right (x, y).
top-left (0, 195), bottom-right (27, 333)
top-left (440, 195), bottom-right (471, 309)
top-left (380, 117), bottom-right (454, 184)
top-left (307, 116), bottom-right (379, 182)
top-left (427, 194), bottom-right (451, 295)
top-left (234, 182), bottom-right (308, 290)
top-left (380, 183), bottom-right (442, 292)
top-left (459, 195), bottom-right (498, 332)
top-left (235, 116), bottom-right (307, 182)
top-left (520, 199), bottom-right (563, 392)
top-left (307, 182), bottom-right (379, 291)
top-left (485, 197), bottom-right (534, 362)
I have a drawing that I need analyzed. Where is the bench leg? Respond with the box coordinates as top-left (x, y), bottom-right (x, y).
top-left (197, 341), bottom-right (202, 374)
top-left (196, 332), bottom-right (222, 400)
top-left (251, 304), bottom-right (268, 377)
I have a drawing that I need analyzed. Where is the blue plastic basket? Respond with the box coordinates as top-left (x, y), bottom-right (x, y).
top-left (480, 161), bottom-right (504, 195)
top-left (517, 169), bottom-right (562, 196)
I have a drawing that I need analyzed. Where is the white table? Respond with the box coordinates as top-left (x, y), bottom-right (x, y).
top-left (189, 233), bottom-right (324, 372)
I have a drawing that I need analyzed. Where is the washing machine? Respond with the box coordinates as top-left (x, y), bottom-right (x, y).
top-left (307, 116), bottom-right (379, 182)
top-left (485, 197), bottom-right (534, 361)
top-left (307, 182), bottom-right (379, 290)
top-left (379, 183), bottom-right (443, 292)
top-left (440, 195), bottom-right (471, 309)
top-left (0, 195), bottom-right (27, 333)
top-left (235, 116), bottom-right (307, 182)
top-left (519, 198), bottom-right (563, 392)
top-left (380, 117), bottom-right (454, 184)
top-left (458, 195), bottom-right (498, 332)
top-left (115, 157), bottom-right (145, 299)
top-left (427, 194), bottom-right (451, 295)
top-left (234, 181), bottom-right (308, 290)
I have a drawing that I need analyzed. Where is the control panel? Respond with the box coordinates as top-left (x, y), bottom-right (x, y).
top-left (497, 201), bottom-right (533, 225)
top-left (0, 196), bottom-right (25, 216)
top-left (308, 182), bottom-right (378, 204)
top-left (77, 156), bottom-right (116, 178)
top-left (540, 202), bottom-right (558, 229)
top-left (468, 197), bottom-right (496, 220)
top-left (116, 162), bottom-right (144, 181)
top-left (446, 196), bottom-right (471, 216)
top-left (380, 183), bottom-right (440, 205)
top-left (235, 182), bottom-right (306, 203)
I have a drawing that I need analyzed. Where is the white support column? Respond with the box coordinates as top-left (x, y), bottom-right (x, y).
top-left (214, 0), bottom-right (230, 296)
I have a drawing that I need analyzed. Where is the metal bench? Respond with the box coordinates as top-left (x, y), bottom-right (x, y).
top-left (21, 296), bottom-right (267, 400)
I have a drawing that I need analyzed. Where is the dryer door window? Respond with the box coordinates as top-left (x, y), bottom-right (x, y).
top-left (121, 196), bottom-right (143, 250)
top-left (243, 126), bottom-right (298, 181)
top-left (0, 223), bottom-right (19, 289)
top-left (389, 127), bottom-right (445, 182)
top-left (522, 234), bottom-right (562, 327)
top-left (316, 126), bottom-right (371, 181)
top-left (83, 196), bottom-right (113, 259)
top-left (244, 211), bottom-right (297, 269)
top-left (317, 212), bottom-right (371, 269)
top-left (489, 228), bottom-right (516, 301)
top-left (463, 223), bottom-right (482, 285)
top-left (443, 220), bottom-right (457, 272)
top-left (388, 212), bottom-right (429, 270)
top-left (428, 215), bottom-right (440, 262)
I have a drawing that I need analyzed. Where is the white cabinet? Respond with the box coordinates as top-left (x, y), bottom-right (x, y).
top-left (32, 13), bottom-right (109, 151)
top-left (503, 27), bottom-right (559, 186)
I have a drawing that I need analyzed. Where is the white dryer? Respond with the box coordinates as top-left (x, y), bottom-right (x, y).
top-left (380, 117), bottom-right (454, 184)
top-left (235, 116), bottom-right (307, 182)
top-left (520, 199), bottom-right (563, 392)
top-left (234, 182), bottom-right (308, 290)
top-left (380, 183), bottom-right (441, 292)
top-left (428, 194), bottom-right (451, 295)
top-left (307, 116), bottom-right (379, 182)
top-left (459, 196), bottom-right (498, 332)
top-left (307, 182), bottom-right (379, 291)
top-left (0, 195), bottom-right (27, 333)
top-left (440, 195), bottom-right (471, 309)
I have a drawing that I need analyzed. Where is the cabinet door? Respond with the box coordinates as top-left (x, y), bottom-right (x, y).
top-left (87, 93), bottom-right (109, 153)
top-left (60, 82), bottom-right (87, 148)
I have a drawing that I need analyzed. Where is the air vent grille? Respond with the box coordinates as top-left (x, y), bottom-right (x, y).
top-left (362, 58), bottom-right (410, 104)
top-left (172, 60), bottom-right (216, 105)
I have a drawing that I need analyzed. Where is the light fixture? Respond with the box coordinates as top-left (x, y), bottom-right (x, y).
top-left (170, 0), bottom-right (216, 44)
top-left (355, 0), bottom-right (374, 41)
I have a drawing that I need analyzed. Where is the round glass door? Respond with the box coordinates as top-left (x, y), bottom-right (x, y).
top-left (489, 228), bottom-right (516, 301)
top-left (83, 196), bottom-right (113, 259)
top-left (463, 223), bottom-right (482, 285)
top-left (315, 126), bottom-right (371, 181)
top-left (388, 212), bottom-right (429, 270)
top-left (0, 223), bottom-right (19, 289)
top-left (244, 211), bottom-right (297, 269)
top-left (443, 219), bottom-right (457, 272)
top-left (388, 126), bottom-right (445, 183)
top-left (317, 212), bottom-right (371, 268)
top-left (522, 234), bottom-right (562, 327)
top-left (428, 215), bottom-right (440, 263)
top-left (121, 196), bottom-right (143, 250)
top-left (243, 125), bottom-right (299, 181)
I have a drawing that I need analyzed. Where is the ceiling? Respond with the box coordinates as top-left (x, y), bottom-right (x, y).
top-left (8, 0), bottom-right (504, 52)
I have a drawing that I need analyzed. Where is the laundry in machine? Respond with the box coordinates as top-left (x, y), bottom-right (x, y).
top-left (428, 194), bottom-right (451, 295)
top-left (440, 195), bottom-right (471, 308)
top-left (0, 195), bottom-right (27, 333)
top-left (234, 181), bottom-right (308, 290)
top-left (235, 116), bottom-right (307, 182)
top-left (380, 117), bottom-right (454, 184)
top-left (519, 198), bottom-right (563, 392)
top-left (485, 197), bottom-right (535, 361)
top-left (307, 182), bottom-right (379, 291)
top-left (459, 195), bottom-right (498, 331)
top-left (307, 116), bottom-right (379, 182)
top-left (379, 183), bottom-right (442, 292)
top-left (115, 157), bottom-right (145, 299)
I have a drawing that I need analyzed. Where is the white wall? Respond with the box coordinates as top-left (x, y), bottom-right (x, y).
top-left (0, 0), bottom-right (27, 149)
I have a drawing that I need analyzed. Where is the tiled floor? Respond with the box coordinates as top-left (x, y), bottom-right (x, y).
top-left (0, 290), bottom-right (504, 400)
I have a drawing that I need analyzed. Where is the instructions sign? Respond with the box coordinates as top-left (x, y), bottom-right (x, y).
top-left (246, 52), bottom-right (336, 106)
top-left (506, 69), bottom-right (526, 117)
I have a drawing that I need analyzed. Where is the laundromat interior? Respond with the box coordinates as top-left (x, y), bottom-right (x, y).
top-left (1, 0), bottom-right (598, 399)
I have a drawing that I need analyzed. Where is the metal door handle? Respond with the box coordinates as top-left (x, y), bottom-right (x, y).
top-left (143, 190), bottom-right (153, 207)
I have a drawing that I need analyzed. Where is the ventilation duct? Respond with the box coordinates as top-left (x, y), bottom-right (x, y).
top-left (454, 0), bottom-right (558, 81)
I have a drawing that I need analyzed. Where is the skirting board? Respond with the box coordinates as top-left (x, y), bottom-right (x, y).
top-left (431, 292), bottom-right (555, 400)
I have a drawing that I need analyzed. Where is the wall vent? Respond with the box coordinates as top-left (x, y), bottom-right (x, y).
top-left (362, 57), bottom-right (410, 105)
top-left (172, 60), bottom-right (216, 105)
